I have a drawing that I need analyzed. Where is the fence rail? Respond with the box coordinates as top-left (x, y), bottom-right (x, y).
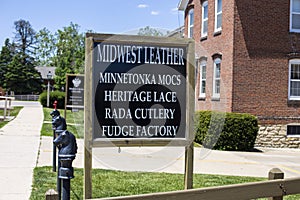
top-left (95, 177), bottom-right (300, 200)
top-left (9, 95), bottom-right (39, 101)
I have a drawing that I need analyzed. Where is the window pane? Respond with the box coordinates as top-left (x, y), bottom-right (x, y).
top-left (215, 80), bottom-right (220, 94)
top-left (290, 81), bottom-right (300, 96)
top-left (216, 14), bottom-right (222, 29)
top-left (292, 14), bottom-right (300, 29)
top-left (291, 64), bottom-right (300, 79)
top-left (204, 5), bottom-right (208, 19)
top-left (203, 21), bottom-right (208, 34)
top-left (189, 10), bottom-right (194, 25)
top-left (217, 0), bottom-right (222, 13)
top-left (201, 81), bottom-right (206, 93)
top-left (215, 63), bottom-right (221, 78)
top-left (287, 125), bottom-right (300, 135)
top-left (202, 66), bottom-right (206, 79)
top-left (293, 0), bottom-right (300, 12)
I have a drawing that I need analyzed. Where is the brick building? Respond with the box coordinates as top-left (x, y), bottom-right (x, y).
top-left (178, 0), bottom-right (300, 148)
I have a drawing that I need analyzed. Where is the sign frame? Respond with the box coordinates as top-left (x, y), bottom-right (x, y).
top-left (84, 33), bottom-right (195, 198)
top-left (64, 74), bottom-right (84, 118)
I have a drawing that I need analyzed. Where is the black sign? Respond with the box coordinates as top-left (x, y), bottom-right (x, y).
top-left (66, 75), bottom-right (84, 110)
top-left (93, 42), bottom-right (187, 139)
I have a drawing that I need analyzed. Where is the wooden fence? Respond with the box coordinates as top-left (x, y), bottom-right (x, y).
top-left (46, 169), bottom-right (300, 200)
top-left (97, 177), bottom-right (300, 200)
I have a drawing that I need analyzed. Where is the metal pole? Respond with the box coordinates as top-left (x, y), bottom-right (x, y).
top-left (62, 179), bottom-right (71, 200)
top-left (52, 129), bottom-right (56, 172)
top-left (47, 80), bottom-right (50, 107)
top-left (57, 156), bottom-right (61, 200)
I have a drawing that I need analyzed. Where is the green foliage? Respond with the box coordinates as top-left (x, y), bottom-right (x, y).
top-left (0, 19), bottom-right (42, 94)
top-left (34, 28), bottom-right (56, 66)
top-left (0, 39), bottom-right (15, 87)
top-left (195, 111), bottom-right (259, 151)
top-left (53, 22), bottom-right (85, 90)
top-left (138, 26), bottom-right (167, 36)
top-left (39, 90), bottom-right (65, 108)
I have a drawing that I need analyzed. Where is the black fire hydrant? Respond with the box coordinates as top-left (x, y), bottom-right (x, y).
top-left (53, 130), bottom-right (78, 200)
top-left (51, 110), bottom-right (68, 200)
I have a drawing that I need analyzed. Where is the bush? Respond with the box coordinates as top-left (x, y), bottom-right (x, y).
top-left (195, 111), bottom-right (259, 151)
top-left (39, 91), bottom-right (65, 109)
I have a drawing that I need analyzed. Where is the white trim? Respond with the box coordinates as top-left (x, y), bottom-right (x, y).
top-left (213, 58), bottom-right (221, 98)
top-left (288, 59), bottom-right (300, 100)
top-left (201, 1), bottom-right (208, 38)
top-left (290, 0), bottom-right (300, 32)
top-left (199, 61), bottom-right (207, 98)
top-left (214, 0), bottom-right (222, 32)
top-left (188, 9), bottom-right (194, 38)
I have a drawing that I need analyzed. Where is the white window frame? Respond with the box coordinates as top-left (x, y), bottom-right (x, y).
top-left (213, 58), bottom-right (221, 98)
top-left (201, 1), bottom-right (208, 38)
top-left (199, 60), bottom-right (207, 98)
top-left (290, 0), bottom-right (300, 32)
top-left (289, 59), bottom-right (300, 100)
top-left (188, 9), bottom-right (194, 38)
top-left (214, 0), bottom-right (222, 32)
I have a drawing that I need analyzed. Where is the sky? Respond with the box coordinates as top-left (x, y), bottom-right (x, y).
top-left (0, 0), bottom-right (184, 46)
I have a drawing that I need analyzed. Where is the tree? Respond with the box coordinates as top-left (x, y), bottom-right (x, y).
top-left (2, 19), bottom-right (42, 94)
top-left (137, 26), bottom-right (166, 36)
top-left (0, 39), bottom-right (16, 87)
top-left (14, 19), bottom-right (36, 56)
top-left (34, 28), bottom-right (56, 66)
top-left (53, 22), bottom-right (85, 90)
top-left (4, 52), bottom-right (42, 94)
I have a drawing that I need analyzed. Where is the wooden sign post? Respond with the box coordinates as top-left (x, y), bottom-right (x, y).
top-left (84, 33), bottom-right (195, 199)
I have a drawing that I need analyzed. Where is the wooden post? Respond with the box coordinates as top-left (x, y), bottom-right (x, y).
top-left (184, 39), bottom-right (195, 190)
top-left (84, 35), bottom-right (94, 199)
top-left (268, 168), bottom-right (284, 200)
top-left (45, 189), bottom-right (58, 200)
top-left (184, 142), bottom-right (194, 189)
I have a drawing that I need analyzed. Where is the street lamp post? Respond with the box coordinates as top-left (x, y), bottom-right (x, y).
top-left (47, 71), bottom-right (53, 107)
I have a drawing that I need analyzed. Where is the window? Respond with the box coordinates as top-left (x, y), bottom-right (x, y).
top-left (215, 0), bottom-right (222, 32)
top-left (213, 58), bottom-right (221, 98)
top-left (287, 125), bottom-right (300, 137)
top-left (199, 60), bottom-right (207, 98)
top-left (290, 0), bottom-right (300, 32)
top-left (289, 60), bottom-right (300, 100)
top-left (188, 9), bottom-right (194, 38)
top-left (202, 1), bottom-right (208, 38)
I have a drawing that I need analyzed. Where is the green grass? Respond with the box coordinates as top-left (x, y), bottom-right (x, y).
top-left (30, 166), bottom-right (267, 200)
top-left (30, 167), bottom-right (300, 200)
top-left (0, 106), bottom-right (23, 129)
top-left (41, 108), bottom-right (84, 138)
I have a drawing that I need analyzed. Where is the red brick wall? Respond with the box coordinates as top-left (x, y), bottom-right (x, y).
top-left (232, 0), bottom-right (300, 124)
top-left (184, 0), bottom-right (300, 125)
top-left (185, 0), bottom-right (235, 112)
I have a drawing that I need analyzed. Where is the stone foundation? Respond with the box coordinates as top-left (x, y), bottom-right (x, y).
top-left (255, 125), bottom-right (300, 148)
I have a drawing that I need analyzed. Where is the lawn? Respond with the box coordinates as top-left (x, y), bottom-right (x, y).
top-left (0, 106), bottom-right (23, 129)
top-left (29, 167), bottom-right (300, 200)
top-left (30, 166), bottom-right (268, 200)
top-left (41, 107), bottom-right (84, 138)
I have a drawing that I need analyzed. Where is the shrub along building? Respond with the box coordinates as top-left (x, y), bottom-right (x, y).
top-left (178, 0), bottom-right (300, 148)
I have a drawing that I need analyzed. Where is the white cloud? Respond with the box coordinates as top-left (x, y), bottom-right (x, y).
top-left (137, 4), bottom-right (148, 8)
top-left (151, 11), bottom-right (159, 15)
top-left (172, 7), bottom-right (178, 12)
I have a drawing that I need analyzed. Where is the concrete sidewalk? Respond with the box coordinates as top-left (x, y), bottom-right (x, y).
top-left (0, 102), bottom-right (43, 200)
top-left (38, 136), bottom-right (300, 178)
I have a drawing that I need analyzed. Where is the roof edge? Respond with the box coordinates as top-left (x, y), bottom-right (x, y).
top-left (178, 0), bottom-right (188, 11)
